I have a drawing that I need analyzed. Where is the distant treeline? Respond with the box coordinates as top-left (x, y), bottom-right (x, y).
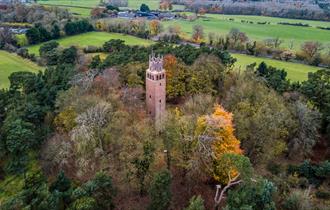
top-left (183, 1), bottom-right (330, 21)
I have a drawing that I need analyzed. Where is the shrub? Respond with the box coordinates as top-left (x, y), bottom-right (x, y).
top-left (287, 174), bottom-right (300, 188)
top-left (282, 191), bottom-right (311, 210)
top-left (287, 160), bottom-right (330, 186)
top-left (267, 161), bottom-right (282, 175)
top-left (83, 45), bottom-right (102, 53)
top-left (298, 177), bottom-right (309, 189)
top-left (315, 190), bottom-right (330, 199)
top-left (184, 195), bottom-right (205, 210)
top-left (15, 34), bottom-right (28, 47)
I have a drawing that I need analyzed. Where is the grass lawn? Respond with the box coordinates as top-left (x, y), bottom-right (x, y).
top-left (232, 53), bottom-right (320, 81)
top-left (27, 32), bottom-right (155, 55)
top-left (0, 51), bottom-right (42, 89)
top-left (162, 13), bottom-right (330, 50)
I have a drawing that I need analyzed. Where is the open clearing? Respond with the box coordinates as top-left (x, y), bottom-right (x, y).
top-left (233, 53), bottom-right (320, 81)
top-left (0, 51), bottom-right (42, 89)
top-left (26, 32), bottom-right (155, 55)
top-left (162, 13), bottom-right (330, 50)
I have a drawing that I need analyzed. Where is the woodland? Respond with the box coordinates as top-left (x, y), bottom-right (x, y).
top-left (0, 2), bottom-right (329, 210)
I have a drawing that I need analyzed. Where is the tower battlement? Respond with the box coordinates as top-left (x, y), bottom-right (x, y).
top-left (148, 54), bottom-right (164, 72)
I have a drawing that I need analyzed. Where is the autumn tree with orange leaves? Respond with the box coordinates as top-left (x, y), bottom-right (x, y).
top-left (159, 0), bottom-right (172, 10)
top-left (163, 54), bottom-right (189, 100)
top-left (195, 104), bottom-right (245, 184)
top-left (149, 20), bottom-right (162, 36)
top-left (192, 25), bottom-right (204, 43)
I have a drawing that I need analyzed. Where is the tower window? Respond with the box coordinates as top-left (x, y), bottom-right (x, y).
top-left (159, 100), bottom-right (161, 103)
top-left (160, 83), bottom-right (161, 86)
top-left (149, 95), bottom-right (151, 98)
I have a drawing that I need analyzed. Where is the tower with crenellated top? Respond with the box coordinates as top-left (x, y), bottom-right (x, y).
top-left (146, 53), bottom-right (166, 128)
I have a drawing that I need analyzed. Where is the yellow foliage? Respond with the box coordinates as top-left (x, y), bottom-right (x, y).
top-left (95, 20), bottom-right (106, 31)
top-left (196, 104), bottom-right (242, 183)
top-left (149, 20), bottom-right (161, 36)
top-left (54, 107), bottom-right (77, 133)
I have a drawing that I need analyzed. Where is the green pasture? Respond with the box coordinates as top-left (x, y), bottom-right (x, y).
top-left (205, 14), bottom-right (330, 28)
top-left (39, 0), bottom-right (99, 7)
top-left (39, 0), bottom-right (159, 9)
top-left (0, 51), bottom-right (42, 89)
top-left (39, 0), bottom-right (97, 16)
top-left (162, 14), bottom-right (330, 50)
top-left (232, 53), bottom-right (320, 81)
top-left (59, 6), bottom-right (92, 16)
top-left (26, 32), bottom-right (155, 55)
top-left (38, 0), bottom-right (184, 16)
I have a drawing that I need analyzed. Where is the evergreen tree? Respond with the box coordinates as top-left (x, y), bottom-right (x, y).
top-left (89, 55), bottom-right (102, 69)
top-left (132, 141), bottom-right (155, 195)
top-left (26, 27), bottom-right (41, 44)
top-left (148, 170), bottom-right (172, 210)
top-left (140, 3), bottom-right (150, 12)
top-left (59, 46), bottom-right (78, 64)
top-left (51, 24), bottom-right (61, 39)
top-left (225, 179), bottom-right (277, 210)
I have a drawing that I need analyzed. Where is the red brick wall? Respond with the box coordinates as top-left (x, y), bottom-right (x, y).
top-left (146, 71), bottom-right (166, 124)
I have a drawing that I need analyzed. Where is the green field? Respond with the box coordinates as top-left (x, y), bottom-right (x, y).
top-left (233, 53), bottom-right (320, 81)
top-left (23, 30), bottom-right (319, 81)
top-left (163, 13), bottom-right (330, 50)
top-left (38, 0), bottom-right (184, 16)
top-left (39, 0), bottom-right (97, 16)
top-left (39, 0), bottom-right (160, 9)
top-left (27, 32), bottom-right (155, 55)
top-left (0, 51), bottom-right (42, 89)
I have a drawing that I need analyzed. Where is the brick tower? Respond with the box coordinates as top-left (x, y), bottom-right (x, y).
top-left (146, 54), bottom-right (166, 127)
